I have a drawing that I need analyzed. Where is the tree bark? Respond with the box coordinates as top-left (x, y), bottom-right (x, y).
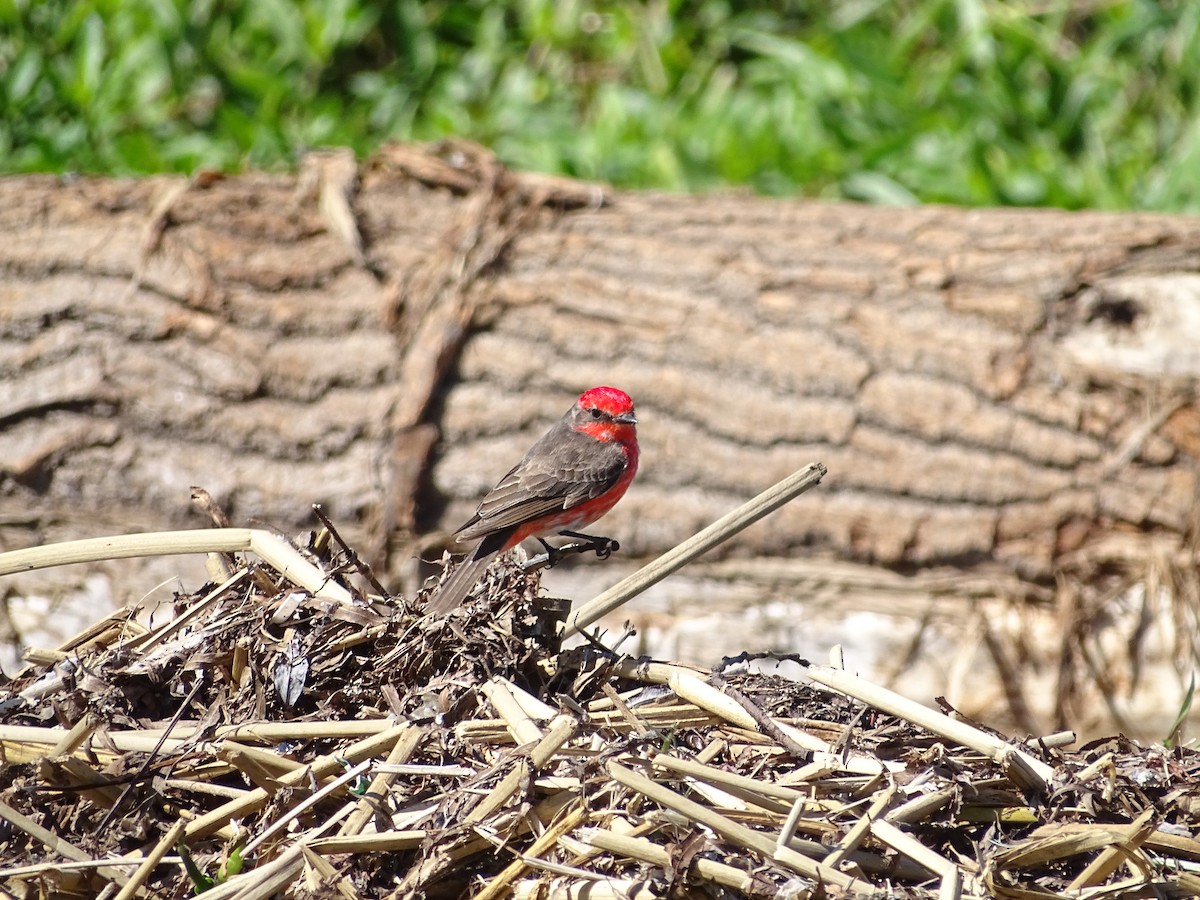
top-left (2, 143), bottom-right (1199, 734)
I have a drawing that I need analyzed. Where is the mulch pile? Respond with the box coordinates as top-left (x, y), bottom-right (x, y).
top-left (2, 534), bottom-right (1200, 899)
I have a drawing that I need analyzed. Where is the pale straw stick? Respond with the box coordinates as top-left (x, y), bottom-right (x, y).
top-left (566, 462), bottom-right (826, 637)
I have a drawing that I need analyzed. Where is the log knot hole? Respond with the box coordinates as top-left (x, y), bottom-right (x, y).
top-left (1086, 292), bottom-right (1142, 328)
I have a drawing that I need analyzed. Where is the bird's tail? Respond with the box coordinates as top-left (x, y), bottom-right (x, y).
top-left (426, 536), bottom-right (505, 614)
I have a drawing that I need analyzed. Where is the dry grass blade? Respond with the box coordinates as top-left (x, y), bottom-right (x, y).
top-left (185, 723), bottom-right (415, 839)
top-left (300, 844), bottom-right (360, 899)
top-left (476, 803), bottom-right (587, 900)
top-left (1066, 808), bottom-right (1157, 890)
top-left (510, 877), bottom-right (656, 899)
top-left (309, 831), bottom-right (428, 853)
top-left (243, 759), bottom-right (373, 855)
top-left (606, 760), bottom-right (871, 894)
top-left (121, 569), bottom-right (251, 654)
top-left (652, 753), bottom-right (803, 804)
top-left (465, 715), bottom-right (578, 825)
top-left (197, 843), bottom-right (310, 900)
top-left (821, 786), bottom-right (894, 869)
top-left (47, 711), bottom-right (99, 757)
top-left (578, 828), bottom-right (758, 892)
top-left (338, 726), bottom-right (425, 838)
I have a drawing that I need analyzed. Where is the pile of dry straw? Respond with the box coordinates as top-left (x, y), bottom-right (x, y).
top-left (2, 465), bottom-right (1199, 899)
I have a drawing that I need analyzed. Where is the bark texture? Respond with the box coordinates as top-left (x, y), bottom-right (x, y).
top-left (2, 145), bottom-right (1199, 655)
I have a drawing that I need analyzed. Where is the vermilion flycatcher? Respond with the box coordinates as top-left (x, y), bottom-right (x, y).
top-left (427, 386), bottom-right (639, 614)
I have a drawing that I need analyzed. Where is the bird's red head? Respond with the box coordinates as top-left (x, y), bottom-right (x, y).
top-left (578, 386), bottom-right (636, 422)
top-left (571, 386), bottom-right (638, 445)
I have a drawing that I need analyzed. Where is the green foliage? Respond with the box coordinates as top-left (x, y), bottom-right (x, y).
top-left (176, 839), bottom-right (244, 893)
top-left (176, 840), bottom-right (214, 894)
top-left (1165, 672), bottom-right (1195, 748)
top-left (2, 0), bottom-right (1199, 210)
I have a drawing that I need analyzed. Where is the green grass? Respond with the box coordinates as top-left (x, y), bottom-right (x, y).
top-left (2, 0), bottom-right (1199, 211)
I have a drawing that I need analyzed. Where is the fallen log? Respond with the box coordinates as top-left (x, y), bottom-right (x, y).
top-left (2, 142), bottom-right (1198, 735)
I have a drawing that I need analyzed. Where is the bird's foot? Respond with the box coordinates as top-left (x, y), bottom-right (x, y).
top-left (535, 538), bottom-right (562, 568)
top-left (558, 531), bottom-right (620, 560)
top-left (526, 532), bottom-right (621, 572)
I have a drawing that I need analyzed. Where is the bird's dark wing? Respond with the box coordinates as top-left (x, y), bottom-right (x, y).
top-left (454, 422), bottom-right (629, 541)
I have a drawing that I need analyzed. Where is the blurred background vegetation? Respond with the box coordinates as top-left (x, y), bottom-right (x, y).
top-left (1, 0), bottom-right (1198, 210)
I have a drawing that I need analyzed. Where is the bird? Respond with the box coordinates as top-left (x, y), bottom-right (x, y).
top-left (426, 386), bottom-right (639, 614)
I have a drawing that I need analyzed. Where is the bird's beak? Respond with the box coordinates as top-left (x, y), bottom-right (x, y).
top-left (615, 411), bottom-right (637, 426)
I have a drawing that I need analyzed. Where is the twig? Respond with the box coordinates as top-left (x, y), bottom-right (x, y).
top-left (97, 676), bottom-right (207, 833)
top-left (708, 672), bottom-right (811, 757)
top-left (312, 504), bottom-right (389, 598)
